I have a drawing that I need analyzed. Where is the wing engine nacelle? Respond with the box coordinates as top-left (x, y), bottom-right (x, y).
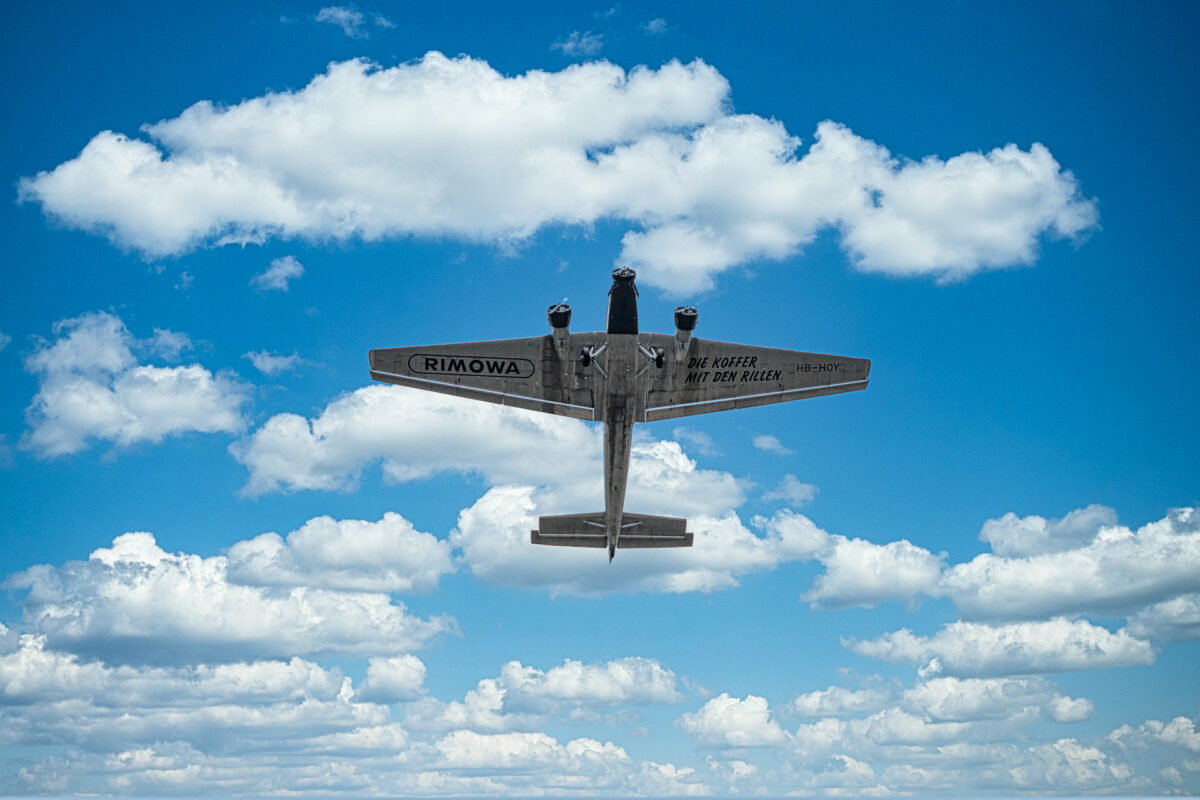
top-left (547, 303), bottom-right (572, 330)
top-left (674, 306), bottom-right (698, 359)
top-left (548, 303), bottom-right (571, 359)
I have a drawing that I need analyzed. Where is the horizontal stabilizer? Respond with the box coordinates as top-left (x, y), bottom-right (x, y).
top-left (531, 512), bottom-right (692, 549)
top-left (531, 512), bottom-right (607, 548)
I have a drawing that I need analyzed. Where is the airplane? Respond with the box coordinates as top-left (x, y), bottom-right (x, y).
top-left (369, 267), bottom-right (870, 562)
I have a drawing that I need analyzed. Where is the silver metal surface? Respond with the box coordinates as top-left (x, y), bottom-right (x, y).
top-left (370, 270), bottom-right (870, 561)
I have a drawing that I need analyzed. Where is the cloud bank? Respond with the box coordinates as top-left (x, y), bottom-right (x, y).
top-left (20, 53), bottom-right (1097, 291)
top-left (3, 492), bottom-right (1198, 793)
top-left (6, 522), bottom-right (454, 665)
top-left (21, 311), bottom-right (248, 457)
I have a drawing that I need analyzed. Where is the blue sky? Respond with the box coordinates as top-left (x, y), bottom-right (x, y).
top-left (2, 0), bottom-right (1199, 795)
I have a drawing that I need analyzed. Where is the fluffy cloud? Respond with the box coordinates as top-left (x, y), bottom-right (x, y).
top-left (677, 693), bottom-right (788, 747)
top-left (227, 511), bottom-right (453, 593)
top-left (803, 534), bottom-right (945, 609)
top-left (1, 628), bottom-right (706, 795)
top-left (357, 655), bottom-right (427, 703)
top-left (0, 628), bottom-right (385, 752)
top-left (1127, 592), bottom-right (1200, 641)
top-left (775, 674), bottom-right (1159, 796)
top-left (501, 657), bottom-right (681, 713)
top-left (844, 618), bottom-right (1156, 677)
top-left (243, 350), bottom-right (301, 375)
top-left (671, 426), bottom-right (719, 456)
top-left (426, 731), bottom-right (703, 795)
top-left (406, 657), bottom-right (680, 732)
top-left (900, 676), bottom-right (1091, 723)
top-left (751, 433), bottom-right (792, 455)
top-left (20, 53), bottom-right (1096, 292)
top-left (1007, 738), bottom-right (1134, 790)
top-left (232, 389), bottom-right (949, 599)
top-left (552, 31), bottom-right (604, 57)
top-left (939, 506), bottom-right (1200, 620)
top-left (758, 511), bottom-right (943, 609)
top-left (234, 385), bottom-right (845, 596)
top-left (761, 474), bottom-right (818, 505)
top-left (21, 311), bottom-right (247, 457)
top-left (788, 686), bottom-right (893, 718)
top-left (250, 254), bottom-right (304, 291)
top-left (979, 504), bottom-right (1118, 557)
top-left (5, 531), bottom-right (453, 664)
top-left (315, 6), bottom-right (392, 38)
top-left (453, 491), bottom-right (824, 596)
top-left (1110, 715), bottom-right (1200, 755)
top-left (0, 631), bottom-right (348, 709)
top-left (643, 18), bottom-right (668, 36)
top-left (230, 385), bottom-right (601, 495)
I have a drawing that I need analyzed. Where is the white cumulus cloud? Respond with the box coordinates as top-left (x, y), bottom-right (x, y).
top-left (677, 693), bottom-right (788, 747)
top-left (5, 531), bottom-right (453, 665)
top-left (844, 618), bottom-right (1156, 677)
top-left (803, 534), bottom-right (945, 609)
top-left (20, 53), bottom-right (1097, 292)
top-left (1127, 592), bottom-right (1200, 642)
top-left (752, 433), bottom-right (793, 455)
top-left (243, 349), bottom-right (301, 375)
top-left (979, 504), bottom-right (1118, 557)
top-left (1110, 715), bottom-right (1200, 755)
top-left (315, 6), bottom-right (391, 38)
top-left (643, 18), bottom-right (668, 36)
top-left (552, 31), bottom-right (604, 57)
top-left (757, 511), bottom-right (944, 609)
top-left (21, 311), bottom-right (248, 457)
top-left (404, 656), bottom-right (681, 735)
top-left (761, 474), bottom-right (818, 505)
top-left (357, 655), bottom-right (427, 703)
top-left (250, 255), bottom-right (304, 291)
top-left (226, 511), bottom-right (454, 593)
top-left (789, 685), bottom-right (893, 718)
top-left (502, 657), bottom-right (682, 713)
top-left (901, 676), bottom-right (1091, 723)
top-left (229, 384), bottom-right (601, 496)
top-left (316, 6), bottom-right (366, 37)
top-left (938, 506), bottom-right (1200, 621)
top-left (453, 491), bottom-right (829, 596)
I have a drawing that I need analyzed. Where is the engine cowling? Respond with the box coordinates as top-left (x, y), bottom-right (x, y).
top-left (673, 306), bottom-right (699, 332)
top-left (673, 306), bottom-right (698, 360)
top-left (547, 303), bottom-right (572, 329)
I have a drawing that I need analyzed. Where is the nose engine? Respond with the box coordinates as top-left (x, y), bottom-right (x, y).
top-left (607, 267), bottom-right (639, 335)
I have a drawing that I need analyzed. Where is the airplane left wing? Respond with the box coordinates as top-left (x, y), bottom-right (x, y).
top-left (370, 336), bottom-right (595, 420)
top-left (640, 335), bottom-right (870, 422)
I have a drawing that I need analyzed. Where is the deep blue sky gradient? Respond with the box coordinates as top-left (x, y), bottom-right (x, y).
top-left (2, 1), bottom-right (1198, 794)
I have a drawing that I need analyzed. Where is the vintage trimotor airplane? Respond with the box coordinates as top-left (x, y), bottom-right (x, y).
top-left (369, 268), bottom-right (870, 562)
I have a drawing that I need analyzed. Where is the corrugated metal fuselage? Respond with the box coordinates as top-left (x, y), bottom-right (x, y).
top-left (597, 272), bottom-right (642, 559)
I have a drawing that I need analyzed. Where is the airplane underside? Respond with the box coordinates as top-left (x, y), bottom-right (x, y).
top-left (369, 266), bottom-right (870, 562)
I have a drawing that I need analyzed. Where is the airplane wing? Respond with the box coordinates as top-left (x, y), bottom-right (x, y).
top-left (640, 336), bottom-right (870, 422)
top-left (369, 336), bottom-right (595, 420)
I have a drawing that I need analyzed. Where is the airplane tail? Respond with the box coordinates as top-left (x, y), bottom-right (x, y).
top-left (531, 512), bottom-right (693, 549)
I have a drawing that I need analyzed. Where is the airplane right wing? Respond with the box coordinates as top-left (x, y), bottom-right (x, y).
top-left (370, 336), bottom-right (595, 420)
top-left (641, 336), bottom-right (870, 422)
